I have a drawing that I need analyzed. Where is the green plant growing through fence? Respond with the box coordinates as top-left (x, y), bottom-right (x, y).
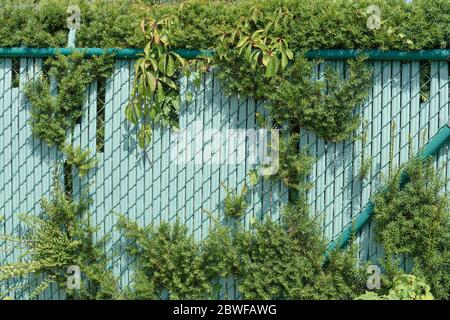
top-left (236, 197), bottom-right (368, 299)
top-left (373, 158), bottom-right (450, 299)
top-left (356, 274), bottom-right (434, 300)
top-left (62, 143), bottom-right (96, 178)
top-left (129, 2), bottom-right (374, 148)
top-left (267, 55), bottom-right (372, 142)
top-left (117, 216), bottom-right (238, 299)
top-left (24, 52), bottom-right (113, 149)
top-left (0, 0), bottom-right (447, 300)
top-left (221, 183), bottom-right (248, 219)
top-left (0, 168), bottom-right (119, 299)
top-left (125, 16), bottom-right (188, 148)
top-left (117, 196), bottom-right (368, 300)
top-left (274, 133), bottom-right (315, 191)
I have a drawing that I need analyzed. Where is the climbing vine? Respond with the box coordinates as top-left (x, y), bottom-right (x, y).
top-left (126, 17), bottom-right (182, 148)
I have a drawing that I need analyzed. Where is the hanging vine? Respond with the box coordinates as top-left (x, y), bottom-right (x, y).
top-left (125, 16), bottom-right (188, 149)
top-left (24, 52), bottom-right (113, 150)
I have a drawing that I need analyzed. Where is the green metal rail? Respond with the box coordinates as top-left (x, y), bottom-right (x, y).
top-left (324, 123), bottom-right (450, 258)
top-left (0, 48), bottom-right (448, 60)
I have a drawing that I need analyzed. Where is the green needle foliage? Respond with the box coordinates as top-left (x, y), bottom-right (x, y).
top-left (275, 133), bottom-right (315, 191)
top-left (0, 169), bottom-right (119, 299)
top-left (267, 55), bottom-right (372, 142)
top-left (24, 52), bottom-right (113, 149)
top-left (236, 198), bottom-right (367, 300)
top-left (373, 159), bottom-right (450, 299)
top-left (62, 144), bottom-right (96, 177)
top-left (118, 198), bottom-right (367, 300)
top-left (1, 0), bottom-right (447, 51)
top-left (222, 183), bottom-right (248, 219)
top-left (0, 0), bottom-right (448, 300)
top-left (117, 217), bottom-right (238, 299)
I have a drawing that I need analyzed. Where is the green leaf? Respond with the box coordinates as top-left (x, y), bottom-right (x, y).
top-left (285, 48), bottom-right (294, 60)
top-left (147, 71), bottom-right (157, 94)
top-left (137, 124), bottom-right (152, 148)
top-left (185, 92), bottom-right (193, 103)
top-left (265, 58), bottom-right (278, 77)
top-left (158, 53), bottom-right (167, 73)
top-left (236, 36), bottom-right (249, 48)
top-left (281, 52), bottom-right (288, 69)
top-left (166, 55), bottom-right (175, 77)
top-left (157, 82), bottom-right (165, 103)
top-left (125, 103), bottom-right (140, 125)
top-left (262, 54), bottom-right (271, 67)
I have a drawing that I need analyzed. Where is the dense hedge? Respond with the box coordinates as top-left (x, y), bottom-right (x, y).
top-left (0, 0), bottom-right (448, 50)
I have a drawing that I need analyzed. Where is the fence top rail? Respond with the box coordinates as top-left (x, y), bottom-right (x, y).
top-left (0, 48), bottom-right (448, 60)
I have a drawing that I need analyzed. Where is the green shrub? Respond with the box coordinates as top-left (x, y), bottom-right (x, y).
top-left (117, 217), bottom-right (238, 299)
top-left (267, 55), bottom-right (372, 142)
top-left (222, 183), bottom-right (248, 219)
top-left (118, 198), bottom-right (367, 300)
top-left (236, 198), bottom-right (367, 299)
top-left (0, 170), bottom-right (119, 299)
top-left (0, 0), bottom-right (447, 50)
top-left (373, 159), bottom-right (450, 299)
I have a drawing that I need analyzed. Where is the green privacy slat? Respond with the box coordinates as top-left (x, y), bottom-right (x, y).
top-left (325, 123), bottom-right (450, 258)
top-left (0, 48), bottom-right (448, 60)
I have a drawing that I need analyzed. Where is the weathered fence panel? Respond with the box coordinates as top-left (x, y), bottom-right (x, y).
top-left (0, 55), bottom-right (448, 299)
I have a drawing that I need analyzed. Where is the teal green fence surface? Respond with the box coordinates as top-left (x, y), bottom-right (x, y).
top-left (0, 50), bottom-right (449, 299)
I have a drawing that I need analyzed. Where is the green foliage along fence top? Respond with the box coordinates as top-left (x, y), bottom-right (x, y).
top-left (0, 0), bottom-right (448, 50)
